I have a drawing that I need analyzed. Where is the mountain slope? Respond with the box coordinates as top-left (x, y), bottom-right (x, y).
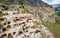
top-left (0, 0), bottom-right (57, 38)
top-left (0, 0), bottom-right (52, 7)
top-left (52, 4), bottom-right (60, 7)
top-left (0, 0), bottom-right (56, 23)
top-left (52, 4), bottom-right (60, 16)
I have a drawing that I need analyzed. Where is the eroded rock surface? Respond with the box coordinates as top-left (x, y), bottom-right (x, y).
top-left (0, 4), bottom-right (56, 23)
top-left (0, 11), bottom-right (55, 38)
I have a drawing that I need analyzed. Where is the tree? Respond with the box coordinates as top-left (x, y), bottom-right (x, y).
top-left (19, 0), bottom-right (25, 5)
top-left (19, 0), bottom-right (25, 8)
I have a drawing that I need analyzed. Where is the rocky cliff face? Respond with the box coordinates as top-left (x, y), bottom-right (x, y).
top-left (0, 0), bottom-right (56, 38)
top-left (25, 0), bottom-right (52, 7)
top-left (0, 11), bottom-right (55, 38)
top-left (0, 0), bottom-right (56, 23)
top-left (0, 0), bottom-right (52, 7)
top-left (0, 5), bottom-right (56, 23)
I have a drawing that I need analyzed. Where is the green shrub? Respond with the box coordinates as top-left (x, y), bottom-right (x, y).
top-left (0, 11), bottom-right (2, 16)
top-left (55, 16), bottom-right (60, 24)
top-left (19, 0), bottom-right (25, 5)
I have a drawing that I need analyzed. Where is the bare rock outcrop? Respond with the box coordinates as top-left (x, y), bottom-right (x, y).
top-left (0, 4), bottom-right (56, 23)
top-left (0, 11), bottom-right (55, 38)
top-left (0, 0), bottom-right (57, 23)
top-left (0, 0), bottom-right (56, 38)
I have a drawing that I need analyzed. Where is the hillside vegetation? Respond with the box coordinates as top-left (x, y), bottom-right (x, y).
top-left (54, 7), bottom-right (60, 16)
top-left (0, 11), bottom-right (3, 33)
top-left (42, 16), bottom-right (60, 38)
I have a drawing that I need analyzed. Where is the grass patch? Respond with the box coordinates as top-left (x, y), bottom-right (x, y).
top-left (0, 11), bottom-right (3, 33)
top-left (0, 11), bottom-right (2, 15)
top-left (0, 24), bottom-right (3, 29)
top-left (42, 16), bottom-right (60, 38)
